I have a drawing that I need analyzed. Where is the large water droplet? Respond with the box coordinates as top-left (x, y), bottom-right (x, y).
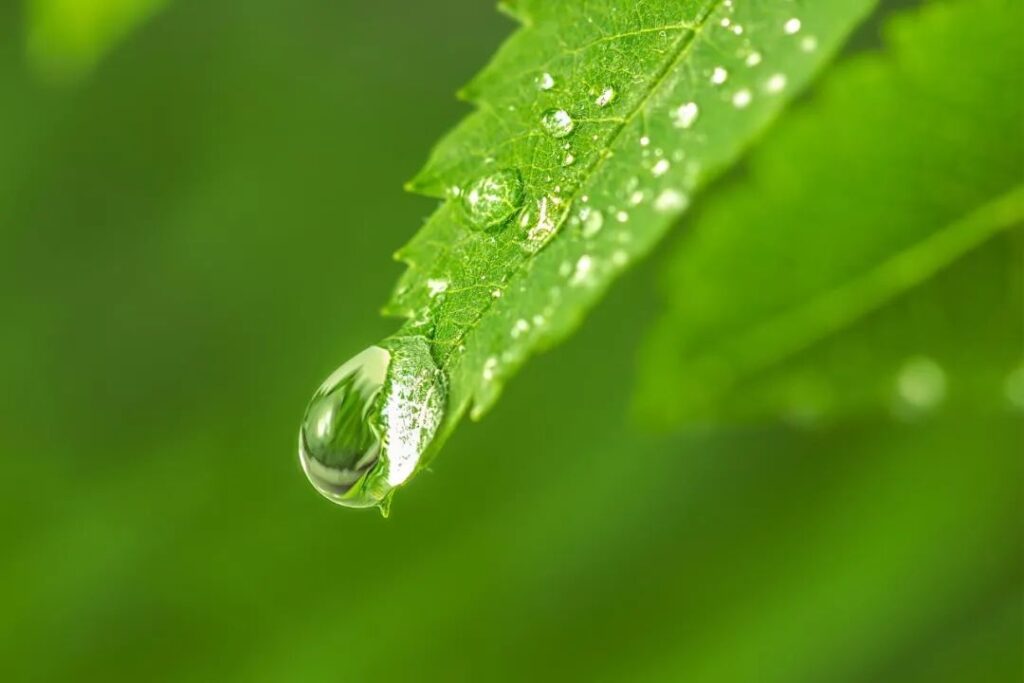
top-left (540, 108), bottom-right (575, 138)
top-left (461, 169), bottom-right (524, 229)
top-left (299, 337), bottom-right (446, 510)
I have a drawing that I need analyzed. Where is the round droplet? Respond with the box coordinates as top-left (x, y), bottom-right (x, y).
top-left (540, 108), bottom-right (575, 138)
top-left (594, 86), bottom-right (617, 107)
top-left (461, 169), bottom-right (525, 229)
top-left (536, 72), bottom-right (555, 91)
top-left (732, 89), bottom-right (752, 108)
top-left (765, 73), bottom-right (787, 93)
top-left (894, 356), bottom-right (946, 416)
top-left (299, 337), bottom-right (446, 509)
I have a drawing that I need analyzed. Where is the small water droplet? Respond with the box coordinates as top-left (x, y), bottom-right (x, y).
top-left (745, 51), bottom-right (762, 67)
top-left (651, 159), bottom-right (671, 177)
top-left (521, 195), bottom-right (567, 251)
top-left (582, 208), bottom-right (604, 237)
top-left (639, 135), bottom-right (651, 146)
top-left (594, 86), bottom-right (617, 107)
top-left (426, 279), bottom-right (448, 297)
top-left (765, 73), bottom-right (787, 93)
top-left (894, 356), bottom-right (947, 415)
top-left (299, 338), bottom-right (446, 509)
top-left (540, 108), bottom-right (575, 138)
top-left (711, 67), bottom-right (728, 85)
top-left (482, 356), bottom-right (499, 381)
top-left (562, 152), bottom-right (575, 166)
top-left (570, 254), bottom-right (594, 285)
top-left (654, 188), bottom-right (689, 213)
top-left (801, 35), bottom-right (819, 52)
top-left (461, 169), bottom-right (525, 229)
top-left (615, 210), bottom-right (629, 223)
top-left (732, 89), bottom-right (752, 108)
top-left (672, 102), bottom-right (700, 128)
top-left (536, 72), bottom-right (555, 90)
top-left (784, 17), bottom-right (802, 34)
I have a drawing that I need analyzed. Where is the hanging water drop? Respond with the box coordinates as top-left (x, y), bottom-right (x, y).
top-left (299, 337), bottom-right (446, 510)
top-left (540, 108), bottom-right (575, 138)
top-left (461, 169), bottom-right (525, 229)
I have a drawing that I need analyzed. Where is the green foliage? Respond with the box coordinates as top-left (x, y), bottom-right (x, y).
top-left (637, 0), bottom-right (1024, 426)
top-left (392, 0), bottom-right (878, 454)
top-left (25, 0), bottom-right (166, 81)
top-left (1, 1), bottom-right (1021, 680)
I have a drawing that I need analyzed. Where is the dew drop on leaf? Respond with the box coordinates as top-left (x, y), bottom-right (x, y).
top-left (654, 188), bottom-right (689, 213)
top-left (672, 102), bottom-right (699, 128)
top-left (540, 108), bottom-right (575, 138)
top-left (461, 169), bottom-right (525, 229)
top-left (536, 72), bottom-right (555, 91)
top-left (651, 159), bottom-right (671, 177)
top-left (732, 89), bottom-right (752, 108)
top-left (299, 337), bottom-right (446, 509)
top-left (594, 86), bottom-right (617, 107)
top-left (766, 73), bottom-right (787, 93)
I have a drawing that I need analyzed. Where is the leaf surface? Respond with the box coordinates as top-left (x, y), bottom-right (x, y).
top-left (390, 0), bottom-right (877, 450)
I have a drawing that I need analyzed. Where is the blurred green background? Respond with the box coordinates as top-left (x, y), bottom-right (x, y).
top-left (1, 1), bottom-right (1020, 681)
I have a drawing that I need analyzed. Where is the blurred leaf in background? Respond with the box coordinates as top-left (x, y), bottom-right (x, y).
top-left (636, 0), bottom-right (1024, 426)
top-left (0, 0), bottom-right (1020, 682)
top-left (25, 0), bottom-right (168, 81)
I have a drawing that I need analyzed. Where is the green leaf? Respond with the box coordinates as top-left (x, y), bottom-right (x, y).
top-left (389, 0), bottom-right (877, 452)
top-left (25, 0), bottom-right (167, 81)
top-left (636, 0), bottom-right (1024, 426)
